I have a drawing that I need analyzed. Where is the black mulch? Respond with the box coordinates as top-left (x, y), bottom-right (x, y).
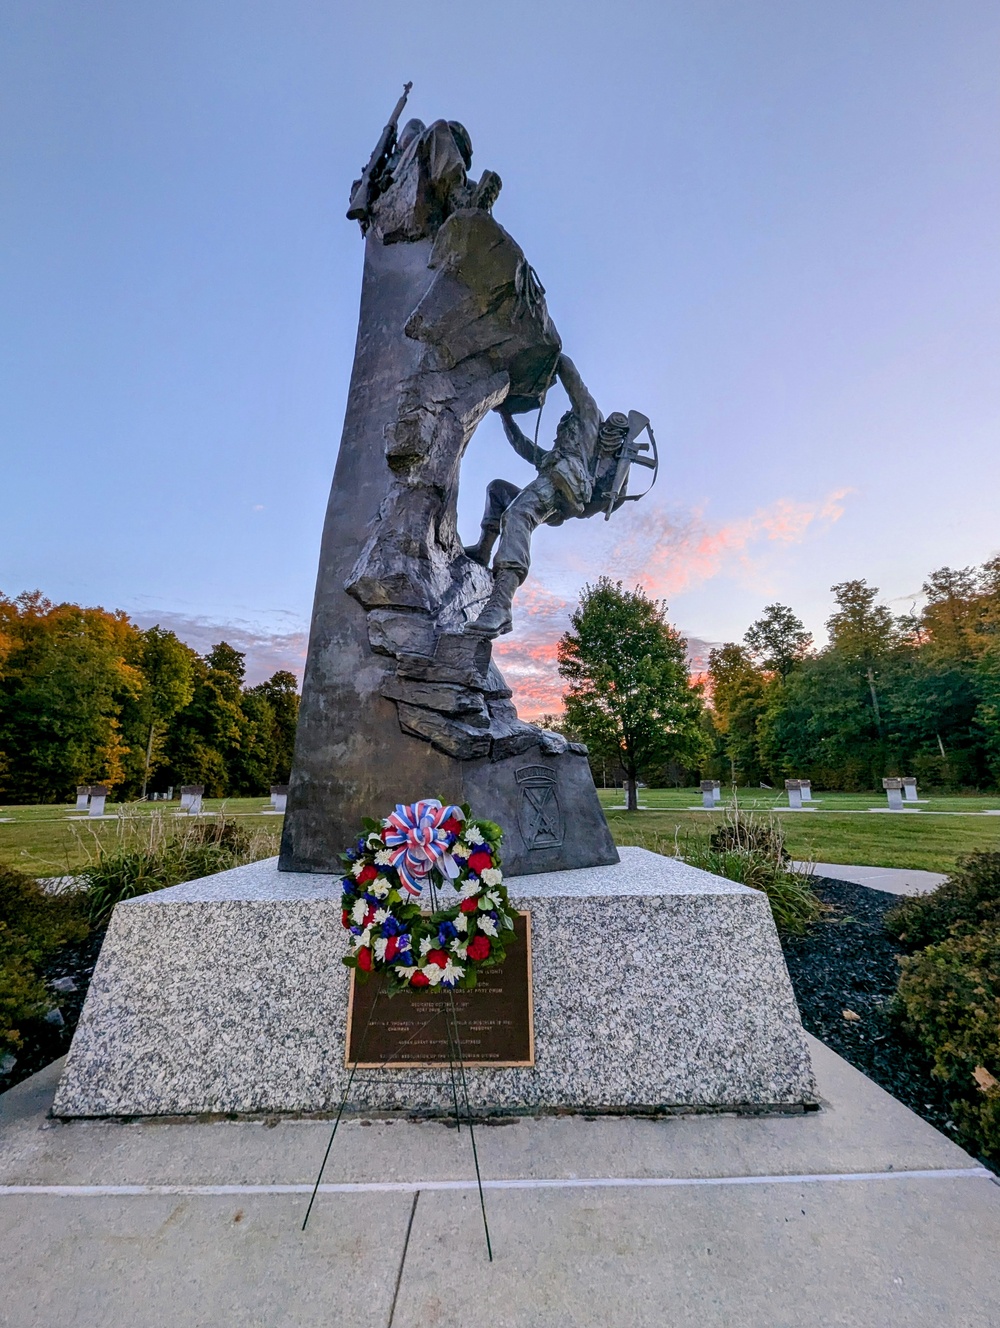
top-left (0, 925), bottom-right (107, 1096)
top-left (781, 876), bottom-right (960, 1143)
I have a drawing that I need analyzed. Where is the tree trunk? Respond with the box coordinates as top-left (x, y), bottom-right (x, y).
top-left (625, 773), bottom-right (638, 811)
top-left (866, 666), bottom-right (882, 732)
top-left (141, 722), bottom-right (156, 801)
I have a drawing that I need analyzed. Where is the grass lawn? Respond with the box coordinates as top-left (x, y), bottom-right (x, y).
top-left (3, 787), bottom-right (1000, 876)
top-left (599, 787), bottom-right (1000, 872)
top-left (0, 798), bottom-right (283, 875)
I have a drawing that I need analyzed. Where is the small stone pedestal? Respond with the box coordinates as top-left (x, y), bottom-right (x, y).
top-left (53, 848), bottom-right (815, 1118)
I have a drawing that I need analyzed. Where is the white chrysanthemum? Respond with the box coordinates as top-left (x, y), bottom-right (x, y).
top-left (358, 927), bottom-right (372, 947)
top-left (371, 878), bottom-right (390, 899)
top-left (454, 913), bottom-right (468, 933)
top-left (418, 937), bottom-right (434, 956)
top-left (374, 849), bottom-right (392, 866)
top-left (442, 960), bottom-right (465, 983)
top-left (464, 825), bottom-right (485, 844)
top-left (481, 868), bottom-right (503, 887)
top-left (372, 908), bottom-right (388, 925)
top-left (394, 965), bottom-right (418, 981)
top-left (425, 964), bottom-right (445, 986)
top-left (374, 937), bottom-right (389, 961)
top-left (478, 916), bottom-right (498, 937)
top-left (450, 940), bottom-right (468, 957)
top-left (351, 860), bottom-right (366, 878)
top-left (459, 880), bottom-right (480, 900)
top-left (351, 898), bottom-right (367, 925)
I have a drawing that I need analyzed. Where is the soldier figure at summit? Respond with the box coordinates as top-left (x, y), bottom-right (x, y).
top-left (465, 355), bottom-right (637, 637)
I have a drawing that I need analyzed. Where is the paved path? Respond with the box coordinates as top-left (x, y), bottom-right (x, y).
top-left (793, 861), bottom-right (947, 895)
top-left (2, 1037), bottom-right (997, 1326)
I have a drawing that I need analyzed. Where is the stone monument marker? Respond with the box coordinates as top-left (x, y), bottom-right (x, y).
top-left (279, 90), bottom-right (658, 879)
top-left (883, 777), bottom-right (904, 811)
top-left (88, 786), bottom-right (108, 817)
top-left (75, 786), bottom-right (90, 811)
top-left (785, 779), bottom-right (803, 810)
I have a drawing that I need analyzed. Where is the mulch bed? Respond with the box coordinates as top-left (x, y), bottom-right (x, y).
top-left (781, 876), bottom-right (960, 1143)
top-left (0, 925), bottom-right (106, 1096)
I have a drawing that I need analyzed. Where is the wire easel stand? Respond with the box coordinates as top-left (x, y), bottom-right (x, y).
top-left (301, 877), bottom-right (493, 1261)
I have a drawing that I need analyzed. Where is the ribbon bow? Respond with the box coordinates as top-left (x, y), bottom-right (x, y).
top-left (383, 799), bottom-right (464, 898)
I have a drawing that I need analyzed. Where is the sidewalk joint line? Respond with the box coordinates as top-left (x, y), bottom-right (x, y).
top-left (387, 1190), bottom-right (419, 1327)
top-left (0, 1168), bottom-right (991, 1197)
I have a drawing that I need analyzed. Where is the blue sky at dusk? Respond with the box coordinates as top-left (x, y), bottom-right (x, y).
top-left (2, 1), bottom-right (998, 714)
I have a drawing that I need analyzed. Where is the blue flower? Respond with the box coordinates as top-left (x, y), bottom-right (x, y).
top-left (350, 925), bottom-right (362, 936)
top-left (382, 916), bottom-right (401, 937)
top-left (341, 877), bottom-right (354, 891)
top-left (362, 891), bottom-right (379, 905)
top-left (437, 920), bottom-right (458, 945)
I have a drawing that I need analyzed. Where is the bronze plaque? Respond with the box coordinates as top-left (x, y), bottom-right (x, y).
top-left (346, 911), bottom-right (533, 1067)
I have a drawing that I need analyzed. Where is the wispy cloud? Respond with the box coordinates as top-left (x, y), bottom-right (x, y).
top-left (493, 488), bottom-right (851, 716)
top-left (130, 610), bottom-right (308, 686)
top-left (606, 488), bottom-right (853, 599)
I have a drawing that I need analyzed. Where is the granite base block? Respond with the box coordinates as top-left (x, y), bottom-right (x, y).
top-left (53, 848), bottom-right (816, 1117)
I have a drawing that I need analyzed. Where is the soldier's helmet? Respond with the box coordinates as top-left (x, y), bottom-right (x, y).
top-left (397, 118), bottom-right (426, 153)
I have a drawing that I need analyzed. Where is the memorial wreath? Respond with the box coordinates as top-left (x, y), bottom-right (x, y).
top-left (339, 799), bottom-right (516, 993)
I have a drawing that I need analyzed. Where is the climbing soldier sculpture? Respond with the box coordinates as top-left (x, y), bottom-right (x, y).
top-left (466, 354), bottom-right (658, 636)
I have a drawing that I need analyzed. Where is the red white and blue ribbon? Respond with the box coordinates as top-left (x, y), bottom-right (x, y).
top-left (383, 799), bottom-right (464, 898)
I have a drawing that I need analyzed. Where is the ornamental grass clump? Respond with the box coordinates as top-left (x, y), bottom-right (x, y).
top-left (79, 809), bottom-right (278, 926)
top-left (628, 806), bottom-right (823, 936)
top-left (886, 852), bottom-right (1000, 1164)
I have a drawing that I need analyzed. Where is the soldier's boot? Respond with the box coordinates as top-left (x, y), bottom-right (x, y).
top-left (468, 569), bottom-right (520, 636)
top-left (463, 521), bottom-right (501, 568)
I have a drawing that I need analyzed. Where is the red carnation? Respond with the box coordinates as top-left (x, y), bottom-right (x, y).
top-left (410, 970), bottom-right (430, 987)
top-left (426, 949), bottom-right (448, 968)
top-left (357, 864), bottom-right (377, 884)
top-left (363, 905), bottom-right (377, 926)
top-left (341, 909), bottom-right (350, 929)
top-left (357, 947), bottom-right (373, 972)
top-left (385, 935), bottom-right (400, 961)
top-left (442, 817), bottom-right (462, 838)
top-left (467, 935), bottom-right (491, 961)
top-left (468, 850), bottom-right (492, 874)
top-left (459, 896), bottom-right (478, 913)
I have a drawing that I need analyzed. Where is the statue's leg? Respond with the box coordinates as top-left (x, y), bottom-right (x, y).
top-left (464, 478), bottom-right (521, 567)
top-left (469, 478), bottom-right (557, 635)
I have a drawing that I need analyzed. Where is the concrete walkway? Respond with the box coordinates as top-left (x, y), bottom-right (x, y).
top-left (2, 1037), bottom-right (997, 1327)
top-left (793, 862), bottom-right (947, 895)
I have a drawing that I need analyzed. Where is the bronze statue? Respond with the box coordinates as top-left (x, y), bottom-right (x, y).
top-left (280, 87), bottom-right (655, 876)
top-left (466, 357), bottom-right (657, 635)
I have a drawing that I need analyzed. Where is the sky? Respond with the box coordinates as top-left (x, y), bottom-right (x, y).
top-left (2, 1), bottom-right (998, 715)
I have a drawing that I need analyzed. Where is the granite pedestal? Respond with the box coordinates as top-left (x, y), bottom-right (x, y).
top-left (53, 848), bottom-right (816, 1118)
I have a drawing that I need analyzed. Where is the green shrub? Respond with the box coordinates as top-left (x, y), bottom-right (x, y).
top-left (80, 811), bottom-right (274, 926)
top-left (0, 865), bottom-right (88, 1051)
top-left (885, 852), bottom-right (1000, 949)
top-left (893, 923), bottom-right (1000, 1163)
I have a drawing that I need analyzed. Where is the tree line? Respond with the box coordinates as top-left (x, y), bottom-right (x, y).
top-left (0, 591), bottom-right (299, 803)
top-left (706, 561), bottom-right (1000, 792)
top-left (552, 561), bottom-right (1000, 803)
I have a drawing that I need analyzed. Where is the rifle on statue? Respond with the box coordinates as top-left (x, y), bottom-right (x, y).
top-left (346, 81), bottom-right (413, 222)
top-left (604, 410), bottom-right (658, 519)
